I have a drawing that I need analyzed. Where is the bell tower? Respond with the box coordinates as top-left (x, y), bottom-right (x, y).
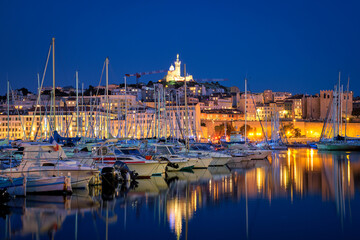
top-left (174, 54), bottom-right (181, 77)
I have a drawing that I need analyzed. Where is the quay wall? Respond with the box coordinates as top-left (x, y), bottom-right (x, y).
top-left (200, 120), bottom-right (360, 140)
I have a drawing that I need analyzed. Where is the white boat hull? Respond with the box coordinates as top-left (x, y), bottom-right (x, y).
top-left (192, 157), bottom-right (212, 169)
top-left (126, 162), bottom-right (164, 178)
top-left (167, 160), bottom-right (194, 171)
top-left (246, 150), bottom-right (272, 160)
top-left (0, 168), bottom-right (98, 189)
top-left (27, 176), bottom-right (72, 194)
top-left (152, 162), bottom-right (167, 176)
top-left (210, 156), bottom-right (231, 166)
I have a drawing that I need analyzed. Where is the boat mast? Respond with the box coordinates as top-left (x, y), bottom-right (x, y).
top-left (157, 87), bottom-right (160, 139)
top-left (245, 78), bottom-right (247, 142)
top-left (345, 76), bottom-right (349, 141)
top-left (7, 80), bottom-right (10, 139)
top-left (184, 64), bottom-right (189, 150)
top-left (105, 57), bottom-right (109, 138)
top-left (339, 72), bottom-right (343, 137)
top-left (338, 72), bottom-right (341, 137)
top-left (163, 87), bottom-right (167, 141)
top-left (124, 76), bottom-right (128, 139)
top-left (82, 82), bottom-right (84, 138)
top-left (153, 86), bottom-right (156, 138)
top-left (76, 70), bottom-right (79, 137)
top-left (52, 37), bottom-right (56, 131)
top-left (37, 73), bottom-right (42, 140)
top-left (333, 84), bottom-right (337, 139)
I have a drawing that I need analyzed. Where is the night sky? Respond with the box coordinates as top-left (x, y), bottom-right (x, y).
top-left (1, 0), bottom-right (359, 95)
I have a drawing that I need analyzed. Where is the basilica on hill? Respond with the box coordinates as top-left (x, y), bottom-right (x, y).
top-left (165, 54), bottom-right (194, 82)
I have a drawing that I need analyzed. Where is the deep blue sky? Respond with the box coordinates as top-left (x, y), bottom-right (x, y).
top-left (1, 0), bottom-right (360, 95)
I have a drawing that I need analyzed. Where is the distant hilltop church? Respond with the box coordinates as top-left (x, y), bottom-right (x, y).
top-left (165, 54), bottom-right (193, 82)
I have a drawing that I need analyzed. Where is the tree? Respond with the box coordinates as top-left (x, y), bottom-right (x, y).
top-left (293, 128), bottom-right (301, 137)
top-left (281, 123), bottom-right (294, 135)
top-left (18, 88), bottom-right (31, 96)
top-left (83, 85), bottom-right (95, 96)
top-left (214, 124), bottom-right (225, 137)
top-left (214, 123), bottom-right (236, 137)
top-left (239, 124), bottom-right (252, 136)
top-left (281, 122), bottom-right (302, 138)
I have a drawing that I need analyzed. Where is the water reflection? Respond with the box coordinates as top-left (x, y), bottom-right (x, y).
top-left (1, 149), bottom-right (360, 240)
top-left (1, 190), bottom-right (99, 239)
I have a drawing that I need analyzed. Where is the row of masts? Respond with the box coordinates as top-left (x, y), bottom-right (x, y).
top-left (5, 39), bottom-right (199, 143)
top-left (320, 72), bottom-right (350, 140)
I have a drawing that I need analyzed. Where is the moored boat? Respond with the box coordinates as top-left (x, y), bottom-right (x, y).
top-left (0, 142), bottom-right (99, 189)
top-left (92, 142), bottom-right (166, 178)
top-left (26, 176), bottom-right (72, 194)
top-left (0, 176), bottom-right (26, 196)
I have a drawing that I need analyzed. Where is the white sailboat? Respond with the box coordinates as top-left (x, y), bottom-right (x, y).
top-left (317, 73), bottom-right (360, 151)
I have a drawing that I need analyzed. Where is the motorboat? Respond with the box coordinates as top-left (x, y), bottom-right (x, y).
top-left (149, 144), bottom-right (196, 171)
top-left (226, 150), bottom-right (252, 169)
top-left (0, 142), bottom-right (99, 188)
top-left (92, 142), bottom-right (166, 178)
top-left (186, 143), bottom-right (231, 166)
top-left (26, 175), bottom-right (72, 194)
top-left (116, 146), bottom-right (167, 176)
top-left (228, 142), bottom-right (272, 159)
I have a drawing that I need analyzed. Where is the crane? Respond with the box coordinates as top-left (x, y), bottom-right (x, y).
top-left (125, 69), bottom-right (168, 85)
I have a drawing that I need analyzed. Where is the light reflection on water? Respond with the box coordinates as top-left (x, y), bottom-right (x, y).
top-left (1, 149), bottom-right (360, 240)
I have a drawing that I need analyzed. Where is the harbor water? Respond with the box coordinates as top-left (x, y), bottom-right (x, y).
top-left (1, 148), bottom-right (360, 240)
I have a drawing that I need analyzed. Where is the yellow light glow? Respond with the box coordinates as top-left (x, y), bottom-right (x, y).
top-left (256, 168), bottom-right (264, 193)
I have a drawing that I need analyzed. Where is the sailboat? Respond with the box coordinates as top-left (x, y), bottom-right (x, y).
top-left (227, 78), bottom-right (273, 160)
top-left (267, 110), bottom-right (288, 150)
top-left (316, 74), bottom-right (360, 151)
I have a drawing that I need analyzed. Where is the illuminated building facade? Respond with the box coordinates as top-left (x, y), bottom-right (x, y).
top-left (165, 54), bottom-right (193, 82)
